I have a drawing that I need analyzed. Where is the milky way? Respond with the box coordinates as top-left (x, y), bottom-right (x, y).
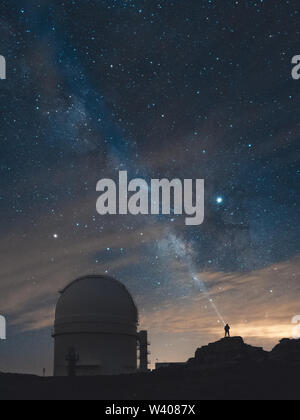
top-left (0, 0), bottom-right (300, 374)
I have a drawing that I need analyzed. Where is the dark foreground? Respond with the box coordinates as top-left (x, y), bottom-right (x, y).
top-left (0, 362), bottom-right (299, 400)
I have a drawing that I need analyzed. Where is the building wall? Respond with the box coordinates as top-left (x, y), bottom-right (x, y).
top-left (54, 332), bottom-right (137, 376)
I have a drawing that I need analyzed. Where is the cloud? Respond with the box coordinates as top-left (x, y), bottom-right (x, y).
top-left (0, 215), bottom-right (165, 330)
top-left (139, 255), bottom-right (300, 353)
top-left (1, 171), bottom-right (299, 366)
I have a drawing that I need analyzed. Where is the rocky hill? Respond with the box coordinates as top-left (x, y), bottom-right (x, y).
top-left (269, 338), bottom-right (300, 364)
top-left (188, 337), bottom-right (268, 368)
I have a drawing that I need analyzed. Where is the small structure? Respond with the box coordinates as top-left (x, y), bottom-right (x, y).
top-left (138, 330), bottom-right (150, 372)
top-left (155, 362), bottom-right (186, 370)
top-left (66, 348), bottom-right (79, 377)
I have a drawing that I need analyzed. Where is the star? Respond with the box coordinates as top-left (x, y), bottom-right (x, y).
top-left (0, 0), bottom-right (298, 377)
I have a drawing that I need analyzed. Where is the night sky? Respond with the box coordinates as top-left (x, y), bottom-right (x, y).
top-left (0, 0), bottom-right (300, 375)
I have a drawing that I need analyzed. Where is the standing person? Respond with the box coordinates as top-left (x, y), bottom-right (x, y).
top-left (225, 324), bottom-right (230, 338)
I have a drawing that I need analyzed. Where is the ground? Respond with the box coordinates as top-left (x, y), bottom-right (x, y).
top-left (0, 362), bottom-right (299, 400)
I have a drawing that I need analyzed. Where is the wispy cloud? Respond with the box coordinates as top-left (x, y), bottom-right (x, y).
top-left (139, 255), bottom-right (300, 358)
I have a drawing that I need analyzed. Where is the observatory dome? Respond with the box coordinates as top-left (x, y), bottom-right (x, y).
top-left (53, 275), bottom-right (140, 376)
top-left (55, 275), bottom-right (138, 327)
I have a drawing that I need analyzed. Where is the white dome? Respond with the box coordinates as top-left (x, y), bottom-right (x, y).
top-left (53, 275), bottom-right (139, 376)
top-left (54, 275), bottom-right (138, 334)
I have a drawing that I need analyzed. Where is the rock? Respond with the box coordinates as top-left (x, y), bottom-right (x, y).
top-left (188, 337), bottom-right (268, 368)
top-left (270, 338), bottom-right (300, 364)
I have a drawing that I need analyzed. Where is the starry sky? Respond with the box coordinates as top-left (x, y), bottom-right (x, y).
top-left (0, 0), bottom-right (300, 375)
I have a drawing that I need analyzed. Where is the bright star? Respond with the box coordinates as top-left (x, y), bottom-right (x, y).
top-left (216, 197), bottom-right (224, 204)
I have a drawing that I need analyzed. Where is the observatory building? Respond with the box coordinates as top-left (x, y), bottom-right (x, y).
top-left (53, 275), bottom-right (149, 376)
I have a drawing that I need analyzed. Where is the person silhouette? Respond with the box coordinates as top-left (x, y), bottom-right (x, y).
top-left (224, 324), bottom-right (230, 338)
